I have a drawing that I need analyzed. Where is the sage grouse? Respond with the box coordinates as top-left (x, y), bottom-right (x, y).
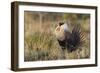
top-left (55, 22), bottom-right (85, 52)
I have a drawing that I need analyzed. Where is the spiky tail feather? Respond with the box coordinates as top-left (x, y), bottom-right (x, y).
top-left (66, 24), bottom-right (86, 52)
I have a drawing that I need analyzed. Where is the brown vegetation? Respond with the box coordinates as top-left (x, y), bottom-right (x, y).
top-left (24, 11), bottom-right (90, 61)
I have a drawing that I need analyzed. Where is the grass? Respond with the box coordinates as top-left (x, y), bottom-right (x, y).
top-left (24, 28), bottom-right (90, 61)
top-left (24, 11), bottom-right (90, 61)
top-left (24, 32), bottom-right (63, 61)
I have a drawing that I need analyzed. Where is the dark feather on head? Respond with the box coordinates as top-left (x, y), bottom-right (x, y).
top-left (59, 22), bottom-right (64, 26)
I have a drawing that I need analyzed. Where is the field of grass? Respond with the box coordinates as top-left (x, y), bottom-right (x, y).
top-left (24, 11), bottom-right (90, 61)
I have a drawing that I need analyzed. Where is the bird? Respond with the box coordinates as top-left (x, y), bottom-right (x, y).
top-left (55, 22), bottom-right (85, 52)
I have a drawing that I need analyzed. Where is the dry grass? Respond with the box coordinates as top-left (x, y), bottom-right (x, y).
top-left (24, 11), bottom-right (90, 61)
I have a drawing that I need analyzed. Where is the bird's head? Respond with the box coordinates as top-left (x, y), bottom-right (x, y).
top-left (54, 22), bottom-right (69, 41)
top-left (60, 22), bottom-right (69, 32)
top-left (57, 22), bottom-right (69, 33)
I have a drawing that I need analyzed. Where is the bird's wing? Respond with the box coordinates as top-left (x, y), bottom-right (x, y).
top-left (66, 24), bottom-right (85, 52)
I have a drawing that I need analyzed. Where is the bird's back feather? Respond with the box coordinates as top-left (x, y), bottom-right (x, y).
top-left (66, 24), bottom-right (85, 52)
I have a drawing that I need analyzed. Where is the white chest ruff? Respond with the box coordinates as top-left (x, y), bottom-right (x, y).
top-left (55, 27), bottom-right (65, 41)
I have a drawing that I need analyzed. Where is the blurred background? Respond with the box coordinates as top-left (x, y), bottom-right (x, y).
top-left (24, 11), bottom-right (90, 61)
